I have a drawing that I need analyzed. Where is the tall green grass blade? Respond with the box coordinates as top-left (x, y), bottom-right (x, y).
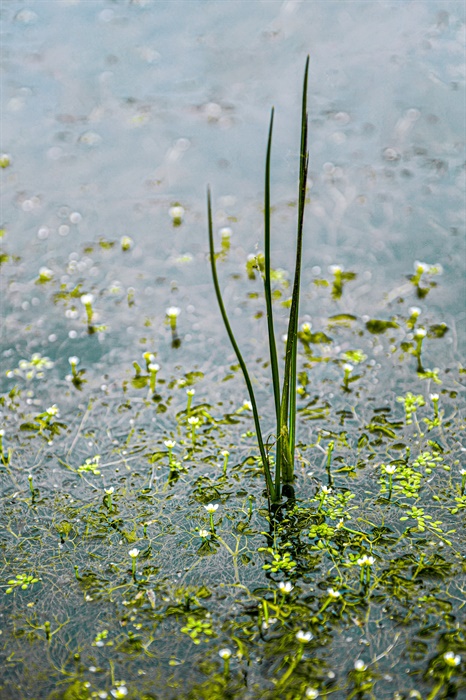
top-left (207, 187), bottom-right (278, 502)
top-left (289, 57), bottom-right (310, 455)
top-left (281, 56), bottom-right (310, 484)
top-left (262, 108), bottom-right (283, 495)
top-left (299, 56), bottom-right (310, 193)
top-left (263, 108), bottom-right (281, 428)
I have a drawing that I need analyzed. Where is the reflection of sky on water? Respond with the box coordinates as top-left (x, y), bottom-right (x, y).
top-left (2, 0), bottom-right (465, 344)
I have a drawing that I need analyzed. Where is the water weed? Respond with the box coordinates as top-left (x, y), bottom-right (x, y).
top-left (207, 58), bottom-right (310, 504)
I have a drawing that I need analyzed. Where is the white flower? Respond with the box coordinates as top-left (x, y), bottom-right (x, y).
top-left (429, 393), bottom-right (439, 401)
top-left (68, 356), bottom-right (79, 365)
top-left (204, 503), bottom-right (219, 513)
top-left (409, 306), bottom-right (421, 316)
top-left (327, 588), bottom-right (341, 598)
top-left (414, 261), bottom-right (429, 273)
top-left (186, 388), bottom-right (196, 396)
top-left (80, 293), bottom-right (94, 306)
top-left (110, 688), bottom-right (128, 699)
top-left (169, 205), bottom-right (184, 220)
top-left (219, 227), bottom-right (233, 238)
top-left (460, 469), bottom-right (466, 476)
top-left (105, 487), bottom-right (114, 495)
top-left (414, 328), bottom-right (426, 338)
top-left (187, 416), bottom-right (199, 425)
top-left (164, 440), bottom-right (176, 449)
top-left (120, 235), bottom-right (133, 250)
top-left (320, 486), bottom-right (332, 495)
top-left (39, 267), bottom-right (53, 279)
top-left (354, 659), bottom-right (366, 671)
top-left (328, 264), bottom-right (343, 274)
top-left (343, 363), bottom-right (353, 373)
top-left (242, 400), bottom-right (252, 411)
top-left (220, 450), bottom-right (230, 457)
top-left (301, 322), bottom-right (312, 332)
top-left (262, 617), bottom-right (278, 630)
top-left (128, 548), bottom-right (140, 558)
top-left (98, 693), bottom-right (109, 699)
top-left (384, 465), bottom-right (397, 475)
top-left (443, 651), bottom-right (461, 667)
top-left (166, 306), bottom-right (181, 318)
top-left (278, 581), bottom-right (293, 594)
top-left (46, 405), bottom-right (59, 416)
top-left (357, 555), bottom-right (374, 567)
top-left (198, 529), bottom-right (210, 538)
top-left (218, 647), bottom-right (232, 659)
top-left (296, 630), bottom-right (313, 644)
top-left (306, 690), bottom-right (319, 699)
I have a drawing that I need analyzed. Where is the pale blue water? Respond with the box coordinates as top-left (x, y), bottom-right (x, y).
top-left (1, 0), bottom-right (464, 444)
top-left (2, 0), bottom-right (465, 391)
top-left (2, 1), bottom-right (465, 265)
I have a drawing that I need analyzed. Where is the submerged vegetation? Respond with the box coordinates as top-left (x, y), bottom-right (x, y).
top-left (1, 65), bottom-right (465, 700)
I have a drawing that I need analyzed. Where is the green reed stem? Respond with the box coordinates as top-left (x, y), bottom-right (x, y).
top-left (263, 108), bottom-right (281, 427)
top-left (207, 188), bottom-right (278, 502)
top-left (206, 57), bottom-right (309, 502)
top-left (280, 55), bottom-right (309, 485)
top-left (263, 107), bottom-right (283, 492)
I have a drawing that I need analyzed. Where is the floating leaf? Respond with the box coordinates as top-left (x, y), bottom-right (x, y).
top-left (428, 323), bottom-right (449, 338)
top-left (328, 314), bottom-right (357, 328)
top-left (366, 319), bottom-right (399, 334)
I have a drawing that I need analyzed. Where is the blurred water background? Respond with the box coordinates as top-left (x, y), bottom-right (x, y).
top-left (2, 1), bottom-right (465, 370)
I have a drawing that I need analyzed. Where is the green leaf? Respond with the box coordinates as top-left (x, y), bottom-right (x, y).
top-left (366, 319), bottom-right (399, 334)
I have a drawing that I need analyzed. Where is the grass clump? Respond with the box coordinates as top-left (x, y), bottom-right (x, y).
top-left (207, 57), bottom-right (310, 505)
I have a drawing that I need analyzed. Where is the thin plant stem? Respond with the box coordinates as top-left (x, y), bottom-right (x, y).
top-left (263, 107), bottom-right (281, 427)
top-left (326, 440), bottom-right (334, 487)
top-left (263, 108), bottom-right (283, 493)
top-left (207, 188), bottom-right (278, 502)
top-left (280, 55), bottom-right (309, 485)
top-left (288, 56), bottom-right (310, 459)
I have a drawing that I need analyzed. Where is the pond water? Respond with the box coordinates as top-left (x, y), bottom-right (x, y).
top-left (1, 2), bottom-right (465, 699)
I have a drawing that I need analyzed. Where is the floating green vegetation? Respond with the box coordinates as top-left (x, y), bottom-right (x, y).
top-left (0, 66), bottom-right (465, 700)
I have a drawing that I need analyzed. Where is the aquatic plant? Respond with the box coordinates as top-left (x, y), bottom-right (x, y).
top-left (81, 293), bottom-right (95, 327)
top-left (207, 57), bottom-right (310, 504)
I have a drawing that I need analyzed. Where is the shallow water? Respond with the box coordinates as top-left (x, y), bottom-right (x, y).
top-left (1, 2), bottom-right (465, 699)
